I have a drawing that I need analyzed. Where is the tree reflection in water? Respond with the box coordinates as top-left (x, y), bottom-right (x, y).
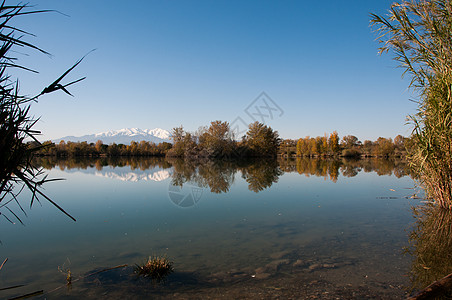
top-left (406, 204), bottom-right (452, 297)
top-left (34, 156), bottom-right (412, 193)
top-left (168, 158), bottom-right (281, 193)
top-left (34, 156), bottom-right (172, 171)
top-left (168, 158), bottom-right (237, 193)
top-left (240, 160), bottom-right (283, 192)
top-left (280, 157), bottom-right (412, 182)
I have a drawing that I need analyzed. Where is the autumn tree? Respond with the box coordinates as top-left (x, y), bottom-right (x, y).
top-left (310, 137), bottom-right (320, 156)
top-left (362, 140), bottom-right (374, 157)
top-left (243, 122), bottom-right (281, 157)
top-left (182, 132), bottom-right (198, 157)
top-left (167, 126), bottom-right (186, 157)
top-left (328, 131), bottom-right (339, 154)
top-left (340, 135), bottom-right (360, 149)
top-left (296, 137), bottom-right (310, 157)
top-left (376, 137), bottom-right (395, 157)
top-left (198, 120), bottom-right (234, 158)
top-left (321, 135), bottom-right (328, 154)
top-left (95, 140), bottom-right (104, 153)
top-left (107, 143), bottom-right (120, 156)
top-left (340, 135), bottom-right (362, 157)
top-left (280, 139), bottom-right (297, 157)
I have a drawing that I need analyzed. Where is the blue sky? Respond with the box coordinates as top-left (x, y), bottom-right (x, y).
top-left (11, 0), bottom-right (416, 142)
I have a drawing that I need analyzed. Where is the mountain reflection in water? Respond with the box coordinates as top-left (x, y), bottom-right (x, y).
top-left (34, 156), bottom-right (412, 191)
top-left (2, 156), bottom-right (419, 299)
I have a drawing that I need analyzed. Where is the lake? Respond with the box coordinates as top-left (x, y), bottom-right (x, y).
top-left (0, 157), bottom-right (424, 299)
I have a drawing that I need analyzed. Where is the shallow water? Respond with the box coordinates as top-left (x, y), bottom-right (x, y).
top-left (0, 158), bottom-right (420, 299)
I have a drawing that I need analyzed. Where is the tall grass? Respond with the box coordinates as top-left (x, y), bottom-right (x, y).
top-left (371, 0), bottom-right (452, 208)
top-left (0, 2), bottom-right (76, 222)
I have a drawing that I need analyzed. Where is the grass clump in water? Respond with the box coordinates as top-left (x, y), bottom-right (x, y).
top-left (134, 256), bottom-right (173, 281)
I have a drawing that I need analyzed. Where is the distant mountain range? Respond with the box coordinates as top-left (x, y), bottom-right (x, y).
top-left (53, 128), bottom-right (172, 145)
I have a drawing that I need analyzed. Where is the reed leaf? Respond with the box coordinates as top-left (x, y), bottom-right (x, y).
top-left (372, 0), bottom-right (452, 208)
top-left (0, 1), bottom-right (86, 223)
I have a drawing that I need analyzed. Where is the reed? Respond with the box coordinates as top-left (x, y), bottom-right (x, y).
top-left (371, 0), bottom-right (452, 208)
top-left (0, 2), bottom-right (81, 222)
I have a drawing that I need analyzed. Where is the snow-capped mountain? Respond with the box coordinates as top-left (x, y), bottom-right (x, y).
top-left (53, 128), bottom-right (172, 145)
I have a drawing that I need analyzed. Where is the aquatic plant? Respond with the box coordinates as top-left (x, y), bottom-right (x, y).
top-left (134, 256), bottom-right (174, 281)
top-left (58, 258), bottom-right (72, 286)
top-left (0, 2), bottom-right (85, 222)
top-left (371, 1), bottom-right (452, 208)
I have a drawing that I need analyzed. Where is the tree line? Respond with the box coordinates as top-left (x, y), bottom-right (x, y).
top-left (33, 140), bottom-right (172, 157)
top-left (33, 120), bottom-right (282, 158)
top-left (34, 128), bottom-right (410, 160)
top-left (279, 133), bottom-right (410, 158)
top-left (34, 121), bottom-right (281, 159)
top-left (167, 120), bottom-right (280, 158)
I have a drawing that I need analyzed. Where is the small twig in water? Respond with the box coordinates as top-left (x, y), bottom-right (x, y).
top-left (0, 258), bottom-right (7, 271)
top-left (8, 290), bottom-right (43, 300)
top-left (46, 264), bottom-right (128, 295)
top-left (0, 284), bottom-right (25, 291)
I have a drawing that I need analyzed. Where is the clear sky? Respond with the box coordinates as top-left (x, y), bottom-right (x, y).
top-left (10, 0), bottom-right (417, 142)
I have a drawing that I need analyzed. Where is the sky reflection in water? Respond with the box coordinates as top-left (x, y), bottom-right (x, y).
top-left (0, 158), bottom-right (422, 298)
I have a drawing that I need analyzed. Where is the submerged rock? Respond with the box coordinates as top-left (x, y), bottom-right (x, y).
top-left (322, 264), bottom-right (336, 269)
top-left (293, 259), bottom-right (305, 267)
top-left (254, 273), bottom-right (271, 279)
top-left (265, 259), bottom-right (290, 272)
top-left (306, 262), bottom-right (337, 272)
top-left (308, 263), bottom-right (322, 271)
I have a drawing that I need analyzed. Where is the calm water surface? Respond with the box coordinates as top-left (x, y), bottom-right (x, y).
top-left (0, 158), bottom-right (422, 299)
